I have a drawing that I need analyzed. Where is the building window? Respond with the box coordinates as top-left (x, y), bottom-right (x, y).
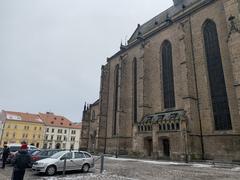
top-left (51, 135), bottom-right (54, 140)
top-left (34, 127), bottom-right (37, 130)
top-left (162, 40), bottom-right (175, 109)
top-left (52, 129), bottom-right (54, 133)
top-left (203, 20), bottom-right (232, 130)
top-left (133, 58), bottom-right (138, 123)
top-left (46, 128), bottom-right (49, 132)
top-left (64, 136), bottom-right (67, 141)
top-left (58, 129), bottom-right (62, 133)
top-left (45, 135), bottom-right (48, 140)
top-left (64, 130), bottom-right (67, 134)
top-left (70, 136), bottom-right (75, 141)
top-left (33, 135), bottom-right (35, 139)
top-left (22, 133), bottom-right (25, 138)
top-left (13, 133), bottom-right (15, 138)
top-left (38, 135), bottom-right (41, 138)
top-left (92, 110), bottom-right (95, 120)
top-left (39, 127), bottom-right (41, 130)
top-left (14, 125), bottom-right (17, 129)
top-left (113, 64), bottom-right (120, 135)
top-left (6, 132), bottom-right (9, 137)
top-left (57, 135), bottom-right (62, 141)
top-left (7, 125), bottom-right (10, 128)
top-left (71, 130), bottom-right (76, 134)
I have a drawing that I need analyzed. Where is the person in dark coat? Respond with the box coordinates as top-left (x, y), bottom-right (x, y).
top-left (2, 142), bottom-right (10, 169)
top-left (11, 143), bottom-right (31, 180)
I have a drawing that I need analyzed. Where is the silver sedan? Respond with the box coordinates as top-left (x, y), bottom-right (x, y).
top-left (32, 150), bottom-right (94, 176)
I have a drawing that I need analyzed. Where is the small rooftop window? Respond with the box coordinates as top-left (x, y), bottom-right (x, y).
top-left (51, 121), bottom-right (54, 124)
top-left (69, 123), bottom-right (72, 126)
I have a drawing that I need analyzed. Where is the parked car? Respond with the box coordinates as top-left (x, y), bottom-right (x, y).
top-left (32, 151), bottom-right (94, 176)
top-left (7, 144), bottom-right (38, 163)
top-left (0, 147), bottom-right (3, 160)
top-left (31, 149), bottom-right (63, 163)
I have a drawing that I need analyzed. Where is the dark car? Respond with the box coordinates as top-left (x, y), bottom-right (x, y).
top-left (31, 149), bottom-right (63, 163)
top-left (0, 147), bottom-right (3, 160)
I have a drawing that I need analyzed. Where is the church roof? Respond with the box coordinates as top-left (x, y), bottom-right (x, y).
top-left (108, 0), bottom-right (212, 61)
top-left (128, 0), bottom-right (201, 44)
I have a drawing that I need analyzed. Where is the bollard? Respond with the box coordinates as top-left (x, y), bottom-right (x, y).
top-left (100, 155), bottom-right (104, 174)
top-left (63, 158), bottom-right (67, 176)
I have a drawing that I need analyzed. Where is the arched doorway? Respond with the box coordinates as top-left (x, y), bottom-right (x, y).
top-left (144, 137), bottom-right (153, 157)
top-left (55, 143), bottom-right (61, 149)
top-left (162, 139), bottom-right (170, 157)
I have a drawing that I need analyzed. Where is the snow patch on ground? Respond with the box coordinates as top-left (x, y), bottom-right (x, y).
top-left (106, 157), bottom-right (186, 166)
top-left (231, 167), bottom-right (240, 171)
top-left (192, 164), bottom-right (213, 168)
top-left (106, 157), bottom-right (219, 169)
top-left (39, 173), bottom-right (138, 180)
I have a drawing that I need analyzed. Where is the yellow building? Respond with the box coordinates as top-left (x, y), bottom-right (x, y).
top-left (0, 110), bottom-right (45, 148)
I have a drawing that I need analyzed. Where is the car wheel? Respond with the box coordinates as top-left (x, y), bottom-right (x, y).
top-left (46, 165), bottom-right (56, 176)
top-left (82, 163), bottom-right (90, 173)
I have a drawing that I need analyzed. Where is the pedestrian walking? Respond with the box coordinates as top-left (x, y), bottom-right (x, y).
top-left (11, 143), bottom-right (31, 180)
top-left (2, 142), bottom-right (10, 169)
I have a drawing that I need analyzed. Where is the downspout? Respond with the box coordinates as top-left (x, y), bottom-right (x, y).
top-left (189, 16), bottom-right (205, 160)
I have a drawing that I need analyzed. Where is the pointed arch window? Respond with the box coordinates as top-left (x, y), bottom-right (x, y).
top-left (91, 110), bottom-right (95, 120)
top-left (133, 58), bottom-right (138, 123)
top-left (162, 40), bottom-right (175, 109)
top-left (203, 20), bottom-right (232, 130)
top-left (113, 64), bottom-right (120, 135)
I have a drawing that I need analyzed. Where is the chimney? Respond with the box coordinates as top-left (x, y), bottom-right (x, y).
top-left (173, 0), bottom-right (183, 6)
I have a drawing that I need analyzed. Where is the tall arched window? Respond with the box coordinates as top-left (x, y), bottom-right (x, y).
top-left (113, 64), bottom-right (120, 135)
top-left (203, 20), bottom-right (232, 130)
top-left (91, 110), bottom-right (95, 120)
top-left (162, 40), bottom-right (175, 109)
top-left (133, 58), bottom-right (138, 123)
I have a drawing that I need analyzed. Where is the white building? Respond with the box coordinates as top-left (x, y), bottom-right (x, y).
top-left (39, 112), bottom-right (81, 150)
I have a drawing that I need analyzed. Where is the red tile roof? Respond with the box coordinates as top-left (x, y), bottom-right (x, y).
top-left (3, 110), bottom-right (81, 129)
top-left (4, 111), bottom-right (44, 124)
top-left (38, 112), bottom-right (81, 129)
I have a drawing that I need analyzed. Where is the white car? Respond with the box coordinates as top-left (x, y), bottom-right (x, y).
top-left (32, 150), bottom-right (94, 176)
top-left (7, 143), bottom-right (38, 153)
top-left (7, 143), bottom-right (38, 163)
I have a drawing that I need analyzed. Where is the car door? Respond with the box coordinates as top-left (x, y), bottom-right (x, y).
top-left (71, 152), bottom-right (85, 170)
top-left (58, 152), bottom-right (74, 171)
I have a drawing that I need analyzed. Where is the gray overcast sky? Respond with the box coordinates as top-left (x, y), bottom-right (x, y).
top-left (0, 0), bottom-right (173, 122)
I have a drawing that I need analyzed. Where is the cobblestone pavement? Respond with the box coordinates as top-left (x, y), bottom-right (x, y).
top-left (0, 157), bottom-right (240, 180)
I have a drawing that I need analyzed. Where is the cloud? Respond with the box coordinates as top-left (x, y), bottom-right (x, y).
top-left (0, 0), bottom-right (172, 122)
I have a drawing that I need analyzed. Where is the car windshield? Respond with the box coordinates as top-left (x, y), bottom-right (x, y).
top-left (32, 150), bottom-right (40, 156)
top-left (9, 146), bottom-right (20, 152)
top-left (50, 151), bottom-right (67, 159)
